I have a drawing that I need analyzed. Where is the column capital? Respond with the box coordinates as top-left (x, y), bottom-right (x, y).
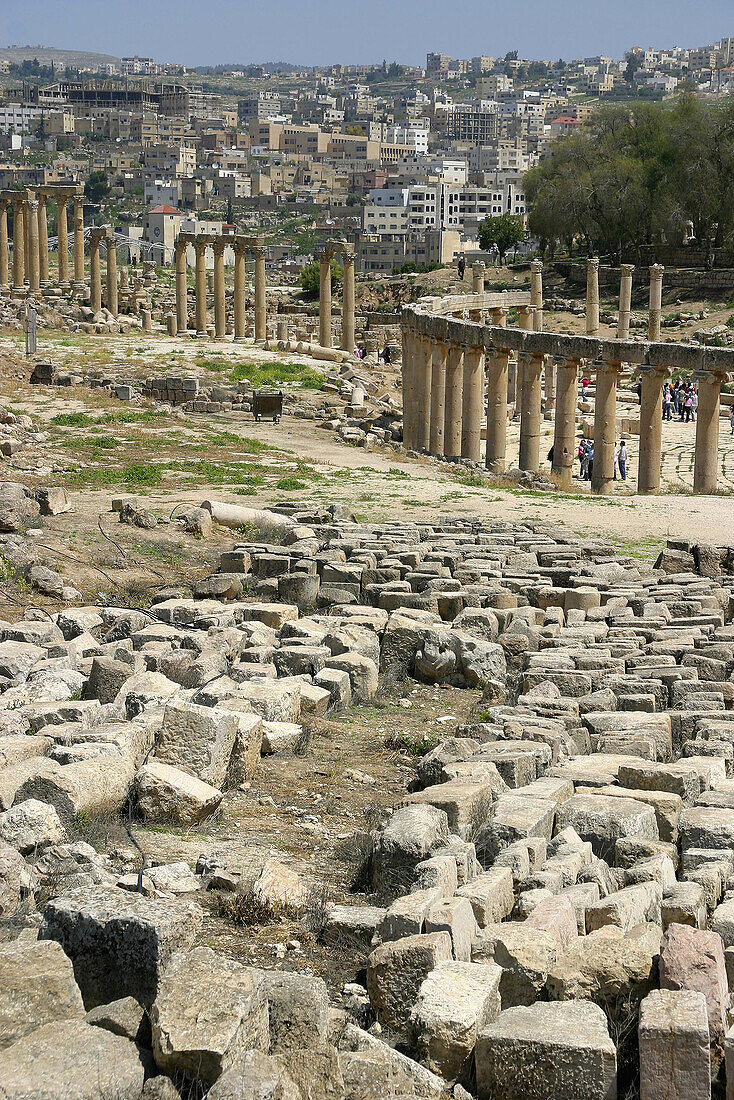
top-left (650, 263), bottom-right (664, 277)
top-left (489, 306), bottom-right (508, 323)
top-left (252, 245), bottom-right (267, 259)
top-left (212, 237), bottom-right (227, 254)
top-left (530, 259), bottom-right (543, 274)
top-left (194, 236), bottom-right (208, 254)
top-left (692, 368), bottom-right (727, 384)
top-left (587, 256), bottom-right (599, 270)
top-left (620, 263), bottom-right (635, 275)
top-left (595, 357), bottom-right (623, 374)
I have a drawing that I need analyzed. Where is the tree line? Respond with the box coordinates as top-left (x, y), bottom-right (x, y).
top-left (524, 93), bottom-right (734, 262)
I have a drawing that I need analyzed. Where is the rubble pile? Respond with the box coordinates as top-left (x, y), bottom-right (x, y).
top-left (3, 509), bottom-right (734, 1097)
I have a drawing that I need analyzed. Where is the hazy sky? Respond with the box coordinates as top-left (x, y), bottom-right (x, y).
top-left (4, 0), bottom-right (733, 67)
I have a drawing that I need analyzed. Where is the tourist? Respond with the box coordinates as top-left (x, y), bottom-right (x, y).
top-left (662, 384), bottom-right (672, 421)
top-left (618, 439), bottom-right (627, 480)
top-left (691, 386), bottom-right (698, 421)
top-left (683, 390), bottom-right (693, 423)
top-left (587, 442), bottom-right (594, 482)
top-left (581, 377), bottom-right (590, 398)
top-left (382, 344), bottom-right (391, 364)
top-left (578, 440), bottom-right (586, 478)
top-left (613, 440), bottom-right (619, 479)
top-left (457, 255), bottom-right (466, 281)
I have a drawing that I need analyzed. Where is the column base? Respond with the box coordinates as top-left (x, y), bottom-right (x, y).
top-left (195, 330), bottom-right (208, 338)
top-left (233, 336), bottom-right (247, 343)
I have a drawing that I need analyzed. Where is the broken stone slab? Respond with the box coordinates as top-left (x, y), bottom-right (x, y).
top-left (366, 931), bottom-right (453, 1032)
top-left (0, 1020), bottom-right (145, 1100)
top-left (337, 1020), bottom-right (445, 1099)
top-left (156, 699), bottom-right (239, 789)
top-left (207, 1049), bottom-right (300, 1100)
top-left (85, 996), bottom-right (148, 1043)
top-left (151, 947), bottom-right (269, 1086)
top-left (39, 884), bottom-right (202, 1008)
top-left (0, 797), bottom-right (64, 853)
top-left (409, 959), bottom-right (502, 1083)
top-left (0, 938), bottom-right (85, 1050)
top-left (424, 896), bottom-right (478, 961)
top-left (638, 988), bottom-right (710, 1100)
top-left (252, 857), bottom-right (308, 916)
top-left (475, 1000), bottom-right (617, 1100)
top-left (555, 793), bottom-right (659, 863)
top-left (472, 923), bottom-right (559, 1008)
top-left (9, 755), bottom-right (136, 828)
top-left (370, 804), bottom-right (450, 902)
top-left (546, 925), bottom-right (657, 1006)
top-left (473, 794), bottom-right (555, 867)
top-left (322, 904), bottom-right (386, 952)
top-left (585, 882), bottom-right (662, 933)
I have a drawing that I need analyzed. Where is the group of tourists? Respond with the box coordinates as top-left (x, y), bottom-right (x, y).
top-left (576, 438), bottom-right (627, 481)
top-left (662, 381), bottom-right (697, 422)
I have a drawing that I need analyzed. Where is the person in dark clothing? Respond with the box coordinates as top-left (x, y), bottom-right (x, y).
top-left (457, 256), bottom-right (466, 281)
top-left (382, 345), bottom-right (391, 364)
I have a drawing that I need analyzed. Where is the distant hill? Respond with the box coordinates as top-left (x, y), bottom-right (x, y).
top-left (0, 45), bottom-right (121, 69)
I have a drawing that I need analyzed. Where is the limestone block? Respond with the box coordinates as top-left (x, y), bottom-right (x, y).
top-left (680, 806), bottom-right (734, 855)
top-left (322, 904), bottom-right (386, 952)
top-left (472, 924), bottom-right (558, 1008)
top-left (661, 882), bottom-right (707, 930)
top-left (473, 794), bottom-right (555, 867)
top-left (425, 896), bottom-right (478, 961)
top-left (323, 652), bottom-right (378, 702)
top-left (404, 778), bottom-right (494, 840)
top-left (39, 884), bottom-right (202, 1008)
top-left (639, 989), bottom-right (710, 1100)
top-left (524, 895), bottom-right (579, 954)
top-left (546, 926), bottom-right (657, 1005)
top-left (371, 804), bottom-right (450, 902)
top-left (475, 1000), bottom-right (617, 1100)
top-left (456, 867), bottom-right (514, 928)
top-left (151, 947), bottom-right (269, 1085)
top-left (380, 887), bottom-right (443, 941)
top-left (659, 922), bottom-right (728, 1043)
top-left (555, 793), bottom-right (658, 862)
top-left (0, 1020), bottom-right (145, 1100)
top-left (409, 960), bottom-right (502, 1082)
top-left (0, 798), bottom-right (64, 853)
top-left (0, 938), bottom-right (85, 1050)
top-left (208, 1050), bottom-right (300, 1100)
top-left (337, 1022), bottom-right (444, 1098)
top-left (585, 882), bottom-right (663, 933)
top-left (366, 931), bottom-right (453, 1032)
top-left (156, 699), bottom-right (239, 788)
top-left (136, 761), bottom-right (223, 825)
top-left (259, 970), bottom-right (329, 1053)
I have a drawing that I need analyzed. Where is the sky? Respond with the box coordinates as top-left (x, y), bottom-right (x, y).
top-left (4, 0), bottom-right (734, 68)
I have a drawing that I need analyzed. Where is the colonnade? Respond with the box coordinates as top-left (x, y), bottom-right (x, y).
top-left (0, 184), bottom-right (85, 295)
top-left (174, 233), bottom-right (268, 342)
top-left (402, 261), bottom-right (734, 496)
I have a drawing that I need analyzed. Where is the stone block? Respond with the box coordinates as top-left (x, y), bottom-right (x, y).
top-left (555, 793), bottom-right (658, 862)
top-left (473, 794), bottom-right (555, 867)
top-left (659, 922), bottom-right (728, 1043)
top-left (456, 867), bottom-right (514, 928)
top-left (136, 761), bottom-right (223, 825)
top-left (639, 989), bottom-right (710, 1100)
top-left (0, 938), bottom-right (85, 1049)
top-left (156, 700), bottom-right (239, 788)
top-left (586, 882), bottom-right (662, 933)
top-left (425, 896), bottom-right (478, 961)
top-left (366, 931), bottom-right (453, 1032)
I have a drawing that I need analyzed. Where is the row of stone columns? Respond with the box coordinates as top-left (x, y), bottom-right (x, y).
top-left (317, 242), bottom-right (356, 354)
top-left (88, 226), bottom-right (119, 318)
top-left (174, 233), bottom-right (268, 341)
top-left (404, 312), bottom-right (730, 497)
top-left (584, 257), bottom-right (666, 342)
top-left (0, 185), bottom-right (85, 295)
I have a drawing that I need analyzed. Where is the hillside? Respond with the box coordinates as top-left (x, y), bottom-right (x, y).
top-left (0, 44), bottom-right (120, 68)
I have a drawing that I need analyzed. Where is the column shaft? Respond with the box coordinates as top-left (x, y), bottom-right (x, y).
top-left (530, 260), bottom-right (543, 331)
top-left (519, 353), bottom-right (543, 472)
top-left (472, 262), bottom-right (485, 294)
top-left (105, 232), bottom-right (118, 317)
top-left (341, 253), bottom-right (355, 352)
top-left (414, 335), bottom-right (432, 452)
top-left (591, 362), bottom-right (619, 495)
top-left (638, 368), bottom-right (665, 494)
top-left (444, 343), bottom-right (464, 458)
top-left (618, 264), bottom-right (634, 339)
top-left (27, 200), bottom-right (40, 292)
top-left (89, 235), bottom-right (102, 314)
top-left (0, 201), bottom-right (8, 288)
top-left (73, 196), bottom-right (84, 287)
top-left (57, 197), bottom-right (69, 286)
top-left (552, 358), bottom-right (579, 489)
top-left (195, 242), bottom-right (208, 335)
top-left (544, 357), bottom-right (556, 412)
top-left (461, 344), bottom-right (484, 462)
top-left (515, 306), bottom-right (534, 414)
top-left (213, 243), bottom-right (226, 339)
top-left (233, 247), bottom-right (246, 340)
top-left (648, 265), bottom-right (664, 341)
top-left (175, 241), bottom-right (188, 333)
top-left (693, 374), bottom-right (721, 494)
top-left (38, 197), bottom-right (49, 284)
top-left (586, 257), bottom-right (600, 336)
top-left (23, 202), bottom-right (30, 277)
top-left (254, 249), bottom-right (267, 341)
top-left (318, 255), bottom-right (331, 348)
top-left (486, 351), bottom-right (509, 471)
top-left (12, 199), bottom-right (24, 290)
top-left (429, 339), bottom-right (447, 456)
top-left (401, 326), bottom-right (415, 448)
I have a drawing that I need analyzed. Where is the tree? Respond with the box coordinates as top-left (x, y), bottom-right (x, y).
top-left (299, 258), bottom-right (343, 299)
top-left (84, 170), bottom-right (110, 204)
top-left (478, 214), bottom-right (524, 262)
top-left (624, 54), bottom-right (642, 85)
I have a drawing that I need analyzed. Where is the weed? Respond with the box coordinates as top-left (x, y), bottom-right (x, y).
top-left (276, 477), bottom-right (307, 491)
top-left (384, 731), bottom-right (440, 755)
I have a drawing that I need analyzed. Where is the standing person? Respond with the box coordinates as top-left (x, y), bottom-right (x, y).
top-left (578, 440), bottom-right (587, 479)
top-left (684, 390), bottom-right (693, 423)
top-left (730, 407), bottom-right (734, 435)
top-left (613, 440), bottom-right (619, 480)
top-left (457, 255), bottom-right (466, 281)
top-left (587, 442), bottom-right (594, 483)
top-left (662, 384), bottom-right (672, 421)
top-left (618, 439), bottom-right (627, 481)
top-left (691, 385), bottom-right (698, 421)
top-left (382, 344), bottom-right (391, 365)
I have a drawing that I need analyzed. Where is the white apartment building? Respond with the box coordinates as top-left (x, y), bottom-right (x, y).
top-left (382, 124), bottom-right (429, 154)
top-left (363, 188), bottom-right (410, 234)
top-left (0, 103), bottom-right (43, 134)
top-left (366, 176), bottom-right (527, 236)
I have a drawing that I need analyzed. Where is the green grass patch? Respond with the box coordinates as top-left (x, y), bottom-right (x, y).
top-left (230, 361), bottom-right (324, 389)
top-left (63, 463), bottom-right (164, 489)
top-left (276, 477), bottom-right (307, 491)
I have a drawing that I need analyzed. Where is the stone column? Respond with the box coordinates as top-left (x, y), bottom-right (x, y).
top-left (194, 238), bottom-right (208, 336)
top-left (444, 342), bottom-right (464, 459)
top-left (530, 260), bottom-right (543, 331)
top-left (318, 251), bottom-right (332, 348)
top-left (414, 334), bottom-right (432, 452)
top-left (591, 359), bottom-right (621, 495)
top-left (429, 338), bottom-right (447, 456)
top-left (175, 238), bottom-right (188, 334)
top-left (213, 239), bottom-right (226, 339)
top-left (544, 357), bottom-right (556, 414)
top-left (26, 197), bottom-right (40, 293)
top-left (72, 191), bottom-right (85, 290)
top-left (472, 261), bottom-right (485, 294)
top-left (586, 257), bottom-right (600, 336)
top-left (401, 325), bottom-right (414, 449)
top-left (617, 263), bottom-right (634, 339)
top-left (648, 265), bottom-right (664, 341)
top-left (519, 352), bottom-right (543, 472)
top-left (254, 247), bottom-right (267, 342)
top-left (552, 356), bottom-right (580, 489)
top-left (233, 243), bottom-right (246, 341)
top-left (12, 195), bottom-right (25, 291)
top-left (105, 229), bottom-right (118, 317)
top-left (56, 194), bottom-right (70, 287)
top-left (693, 371), bottom-right (723, 495)
top-left (486, 348), bottom-right (510, 472)
top-left (461, 342), bottom-right (484, 463)
top-left (23, 199), bottom-right (31, 278)
top-left (341, 247), bottom-right (355, 353)
top-left (0, 198), bottom-right (9, 289)
top-left (638, 366), bottom-right (666, 495)
top-left (89, 231), bottom-right (102, 314)
top-left (515, 305), bottom-right (534, 413)
top-left (37, 193), bottom-right (49, 285)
